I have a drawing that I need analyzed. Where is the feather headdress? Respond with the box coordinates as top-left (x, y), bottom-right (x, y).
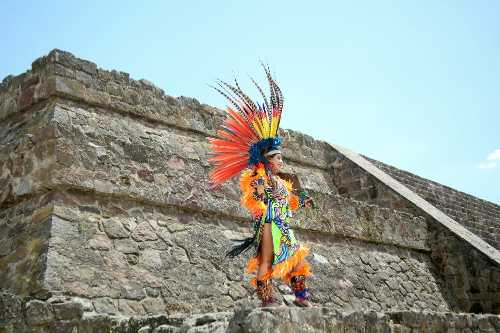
top-left (208, 65), bottom-right (284, 186)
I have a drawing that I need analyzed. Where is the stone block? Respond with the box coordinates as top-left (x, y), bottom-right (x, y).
top-left (51, 301), bottom-right (84, 320)
top-left (88, 234), bottom-right (111, 251)
top-left (47, 320), bottom-right (79, 333)
top-left (115, 238), bottom-right (140, 254)
top-left (142, 297), bottom-right (166, 314)
top-left (132, 222), bottom-right (158, 241)
top-left (120, 282), bottom-right (146, 301)
top-left (25, 300), bottom-right (54, 326)
top-left (153, 324), bottom-right (180, 333)
top-left (102, 217), bottom-right (130, 238)
top-left (92, 297), bottom-right (117, 315)
top-left (0, 292), bottom-right (23, 321)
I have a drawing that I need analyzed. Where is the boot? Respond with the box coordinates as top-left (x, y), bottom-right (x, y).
top-left (290, 275), bottom-right (313, 307)
top-left (256, 279), bottom-right (279, 307)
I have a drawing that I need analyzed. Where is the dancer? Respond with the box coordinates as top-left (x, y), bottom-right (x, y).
top-left (208, 65), bottom-right (313, 307)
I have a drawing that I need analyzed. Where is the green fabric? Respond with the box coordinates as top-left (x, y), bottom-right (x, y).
top-left (271, 221), bottom-right (281, 256)
top-left (254, 187), bottom-right (300, 265)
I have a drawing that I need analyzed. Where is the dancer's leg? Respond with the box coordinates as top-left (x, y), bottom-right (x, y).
top-left (257, 223), bottom-right (273, 279)
top-left (255, 223), bottom-right (277, 307)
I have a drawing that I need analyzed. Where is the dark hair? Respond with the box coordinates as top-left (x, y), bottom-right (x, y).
top-left (260, 148), bottom-right (271, 164)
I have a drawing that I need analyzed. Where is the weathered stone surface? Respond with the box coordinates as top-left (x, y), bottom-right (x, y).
top-left (2, 49), bottom-right (500, 333)
top-left (88, 233), bottom-right (112, 251)
top-left (132, 222), bottom-right (158, 242)
top-left (92, 297), bottom-right (117, 315)
top-left (227, 307), bottom-right (500, 333)
top-left (367, 156), bottom-right (500, 249)
top-left (142, 297), bottom-right (166, 314)
top-left (429, 222), bottom-right (500, 314)
top-left (332, 147), bottom-right (500, 251)
top-left (5, 299), bottom-right (497, 333)
top-left (0, 279), bottom-right (499, 332)
top-left (0, 195), bottom-right (53, 297)
top-left (102, 217), bottom-right (130, 238)
top-left (0, 292), bottom-right (23, 322)
top-left (0, 101), bottom-right (57, 206)
top-left (118, 299), bottom-right (147, 316)
top-left (25, 299), bottom-right (54, 326)
top-left (120, 282), bottom-right (147, 301)
top-left (27, 192), bottom-right (448, 315)
top-left (115, 238), bottom-right (140, 254)
top-left (153, 324), bottom-right (180, 333)
top-left (138, 325), bottom-right (152, 333)
top-left (51, 300), bottom-right (84, 320)
top-left (179, 312), bottom-right (232, 333)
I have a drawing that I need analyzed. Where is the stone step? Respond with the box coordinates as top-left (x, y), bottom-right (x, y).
top-left (227, 307), bottom-right (500, 333)
top-left (2, 291), bottom-right (499, 333)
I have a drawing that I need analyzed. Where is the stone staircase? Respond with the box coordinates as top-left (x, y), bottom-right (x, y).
top-left (2, 293), bottom-right (500, 332)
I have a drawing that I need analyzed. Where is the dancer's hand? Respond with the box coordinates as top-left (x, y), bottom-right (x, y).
top-left (303, 197), bottom-right (314, 208)
top-left (299, 191), bottom-right (315, 209)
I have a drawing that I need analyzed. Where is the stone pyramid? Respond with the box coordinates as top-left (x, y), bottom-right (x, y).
top-left (1, 50), bottom-right (499, 332)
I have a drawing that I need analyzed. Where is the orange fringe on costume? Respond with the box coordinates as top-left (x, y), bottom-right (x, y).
top-left (288, 192), bottom-right (300, 211)
top-left (246, 246), bottom-right (312, 285)
top-left (239, 166), bottom-right (267, 217)
top-left (283, 179), bottom-right (300, 211)
top-left (240, 165), bottom-right (300, 214)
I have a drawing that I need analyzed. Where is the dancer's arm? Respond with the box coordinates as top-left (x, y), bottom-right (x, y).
top-left (283, 179), bottom-right (314, 211)
top-left (240, 168), bottom-right (270, 218)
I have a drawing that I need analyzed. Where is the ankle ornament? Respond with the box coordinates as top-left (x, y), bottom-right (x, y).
top-left (291, 275), bottom-right (309, 300)
top-left (256, 279), bottom-right (277, 306)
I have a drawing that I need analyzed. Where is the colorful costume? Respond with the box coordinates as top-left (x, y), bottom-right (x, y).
top-left (240, 166), bottom-right (311, 285)
top-left (208, 65), bottom-right (312, 306)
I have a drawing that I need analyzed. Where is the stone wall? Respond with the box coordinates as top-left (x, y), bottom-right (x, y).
top-left (0, 193), bottom-right (52, 298)
top-left (330, 150), bottom-right (500, 250)
top-left (366, 157), bottom-right (500, 249)
top-left (331, 154), bottom-right (414, 214)
top-left (330, 148), bottom-right (500, 314)
top-left (1, 49), bottom-right (500, 326)
top-left (4, 189), bottom-right (449, 315)
top-left (334, 147), bottom-right (500, 249)
top-left (429, 222), bottom-right (500, 314)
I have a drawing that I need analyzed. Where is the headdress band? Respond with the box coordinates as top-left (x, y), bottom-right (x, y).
top-left (264, 149), bottom-right (281, 157)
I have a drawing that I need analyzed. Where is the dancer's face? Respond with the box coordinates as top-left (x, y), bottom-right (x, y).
top-left (268, 153), bottom-right (283, 173)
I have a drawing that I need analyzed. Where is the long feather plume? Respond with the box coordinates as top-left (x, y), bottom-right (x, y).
top-left (208, 65), bottom-right (284, 186)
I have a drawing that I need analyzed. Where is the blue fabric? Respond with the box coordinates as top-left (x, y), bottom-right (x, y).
top-left (295, 288), bottom-right (308, 299)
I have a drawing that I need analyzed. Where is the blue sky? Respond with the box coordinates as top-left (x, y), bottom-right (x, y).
top-left (1, 1), bottom-right (499, 204)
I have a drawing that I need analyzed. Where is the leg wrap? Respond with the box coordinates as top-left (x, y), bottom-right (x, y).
top-left (290, 275), bottom-right (309, 300)
top-left (256, 279), bottom-right (277, 306)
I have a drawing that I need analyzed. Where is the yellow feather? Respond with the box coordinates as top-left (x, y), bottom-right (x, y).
top-left (261, 116), bottom-right (270, 138)
top-left (252, 118), bottom-right (264, 138)
top-left (271, 115), bottom-right (278, 137)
